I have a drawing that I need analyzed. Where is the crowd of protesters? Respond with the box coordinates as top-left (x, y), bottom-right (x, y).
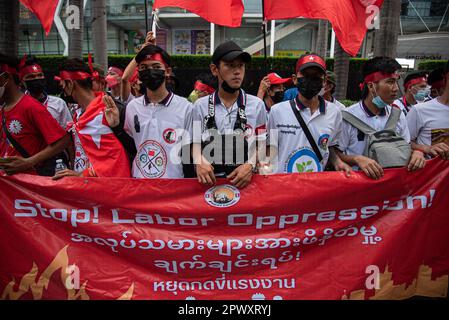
top-left (1, 31), bottom-right (449, 188)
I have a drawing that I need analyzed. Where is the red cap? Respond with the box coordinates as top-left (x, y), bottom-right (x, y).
top-left (267, 73), bottom-right (292, 85)
top-left (296, 54), bottom-right (326, 74)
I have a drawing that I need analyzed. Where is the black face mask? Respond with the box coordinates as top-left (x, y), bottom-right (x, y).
top-left (271, 91), bottom-right (284, 104)
top-left (25, 78), bottom-right (46, 96)
top-left (139, 69), bottom-right (165, 91)
top-left (60, 83), bottom-right (76, 104)
top-left (296, 76), bottom-right (323, 100)
top-left (221, 80), bottom-right (239, 94)
top-left (138, 83), bottom-right (147, 95)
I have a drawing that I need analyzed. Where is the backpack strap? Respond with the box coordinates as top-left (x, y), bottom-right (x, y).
top-left (341, 110), bottom-right (377, 135)
top-left (384, 106), bottom-right (401, 131)
top-left (289, 100), bottom-right (323, 162)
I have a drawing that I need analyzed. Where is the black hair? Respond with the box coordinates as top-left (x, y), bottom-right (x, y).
top-left (135, 44), bottom-right (171, 67)
top-left (0, 53), bottom-right (20, 84)
top-left (59, 58), bottom-right (93, 90)
top-left (360, 56), bottom-right (401, 99)
top-left (445, 60), bottom-right (449, 74)
top-left (427, 67), bottom-right (445, 86)
top-left (23, 55), bottom-right (40, 67)
top-left (403, 71), bottom-right (427, 88)
top-left (195, 72), bottom-right (217, 89)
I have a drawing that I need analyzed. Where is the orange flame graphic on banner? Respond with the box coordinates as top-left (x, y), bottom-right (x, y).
top-left (342, 264), bottom-right (448, 300)
top-left (1, 246), bottom-right (134, 300)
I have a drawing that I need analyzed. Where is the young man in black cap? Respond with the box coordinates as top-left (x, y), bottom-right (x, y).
top-left (192, 41), bottom-right (267, 189)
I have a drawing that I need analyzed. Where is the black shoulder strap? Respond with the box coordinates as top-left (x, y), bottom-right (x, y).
top-left (1, 108), bottom-right (30, 158)
top-left (289, 99), bottom-right (323, 162)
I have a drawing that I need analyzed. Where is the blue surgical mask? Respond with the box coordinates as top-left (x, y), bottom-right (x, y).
top-left (413, 88), bottom-right (430, 102)
top-left (371, 87), bottom-right (388, 109)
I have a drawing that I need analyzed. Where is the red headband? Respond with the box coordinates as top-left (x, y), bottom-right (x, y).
top-left (108, 66), bottom-right (123, 76)
top-left (0, 64), bottom-right (18, 75)
top-left (129, 69), bottom-right (139, 84)
top-left (54, 71), bottom-right (93, 81)
top-left (54, 53), bottom-right (99, 81)
top-left (141, 53), bottom-right (168, 68)
top-left (404, 77), bottom-right (427, 90)
top-left (19, 64), bottom-right (43, 80)
top-left (359, 71), bottom-right (399, 90)
top-left (194, 81), bottom-right (215, 94)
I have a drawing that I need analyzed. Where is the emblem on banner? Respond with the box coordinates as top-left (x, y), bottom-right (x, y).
top-left (204, 184), bottom-right (241, 208)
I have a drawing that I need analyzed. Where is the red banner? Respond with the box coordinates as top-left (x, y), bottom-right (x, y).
top-left (1, 159), bottom-right (448, 300)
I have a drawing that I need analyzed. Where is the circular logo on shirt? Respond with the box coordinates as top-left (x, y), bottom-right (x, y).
top-left (9, 120), bottom-right (23, 135)
top-left (163, 128), bottom-right (177, 144)
top-left (204, 184), bottom-right (241, 208)
top-left (318, 134), bottom-right (330, 151)
top-left (286, 147), bottom-right (322, 173)
top-left (136, 140), bottom-right (167, 178)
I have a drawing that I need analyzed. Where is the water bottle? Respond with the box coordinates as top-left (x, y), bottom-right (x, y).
top-left (55, 159), bottom-right (67, 173)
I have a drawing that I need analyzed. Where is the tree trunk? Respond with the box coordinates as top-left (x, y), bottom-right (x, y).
top-left (315, 20), bottom-right (329, 58)
top-left (0, 0), bottom-right (19, 56)
top-left (91, 0), bottom-right (108, 70)
top-left (374, 0), bottom-right (401, 57)
top-left (68, 0), bottom-right (84, 59)
top-left (334, 40), bottom-right (350, 101)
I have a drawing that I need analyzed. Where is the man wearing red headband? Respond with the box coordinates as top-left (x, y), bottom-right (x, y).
top-left (106, 66), bottom-right (124, 101)
top-left (392, 71), bottom-right (429, 115)
top-left (0, 54), bottom-right (69, 176)
top-left (266, 53), bottom-right (351, 176)
top-left (338, 57), bottom-right (426, 180)
top-left (19, 56), bottom-right (73, 130)
top-left (407, 60), bottom-right (449, 160)
top-left (52, 58), bottom-right (131, 180)
top-left (106, 44), bottom-right (193, 179)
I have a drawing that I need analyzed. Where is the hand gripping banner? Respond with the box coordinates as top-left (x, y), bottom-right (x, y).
top-left (1, 159), bottom-right (448, 300)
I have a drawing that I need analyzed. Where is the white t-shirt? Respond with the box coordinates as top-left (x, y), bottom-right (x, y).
top-left (124, 92), bottom-right (193, 179)
top-left (407, 97), bottom-right (449, 146)
top-left (267, 96), bottom-right (342, 173)
top-left (193, 90), bottom-right (267, 142)
top-left (339, 101), bottom-right (410, 157)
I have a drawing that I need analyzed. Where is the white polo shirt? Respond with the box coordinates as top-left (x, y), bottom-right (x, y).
top-left (331, 96), bottom-right (346, 110)
top-left (124, 92), bottom-right (193, 179)
top-left (193, 90), bottom-right (268, 143)
top-left (268, 96), bottom-right (342, 173)
top-left (407, 97), bottom-right (449, 146)
top-left (339, 101), bottom-right (410, 158)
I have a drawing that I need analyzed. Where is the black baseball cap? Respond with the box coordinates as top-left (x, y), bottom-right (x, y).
top-left (212, 41), bottom-right (251, 65)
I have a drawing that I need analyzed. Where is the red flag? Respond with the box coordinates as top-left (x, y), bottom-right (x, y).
top-left (264, 0), bottom-right (385, 56)
top-left (154, 0), bottom-right (244, 27)
top-left (19, 0), bottom-right (59, 36)
top-left (74, 92), bottom-right (131, 178)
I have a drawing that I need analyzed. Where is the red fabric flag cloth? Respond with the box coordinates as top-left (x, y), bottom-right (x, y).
top-left (263, 0), bottom-right (385, 56)
top-left (74, 92), bottom-right (131, 178)
top-left (19, 0), bottom-right (59, 36)
top-left (154, 0), bottom-right (244, 27)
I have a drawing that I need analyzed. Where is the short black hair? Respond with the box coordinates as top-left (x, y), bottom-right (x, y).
top-left (59, 58), bottom-right (93, 90)
top-left (427, 67), bottom-right (445, 86)
top-left (23, 55), bottom-right (40, 67)
top-left (0, 53), bottom-right (20, 84)
top-left (360, 56), bottom-right (401, 99)
top-left (403, 71), bottom-right (427, 88)
top-left (135, 45), bottom-right (171, 67)
top-left (195, 72), bottom-right (217, 89)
